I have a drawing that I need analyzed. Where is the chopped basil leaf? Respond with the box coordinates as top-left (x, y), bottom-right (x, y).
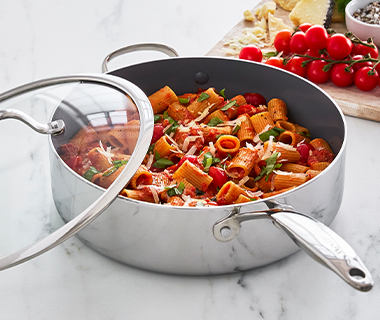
top-left (259, 127), bottom-right (286, 142)
top-left (202, 152), bottom-right (220, 172)
top-left (197, 92), bottom-right (210, 102)
top-left (147, 143), bottom-right (155, 154)
top-left (298, 131), bottom-right (311, 138)
top-left (165, 121), bottom-right (179, 135)
top-left (166, 182), bottom-right (186, 197)
top-left (232, 125), bottom-right (241, 134)
top-left (227, 152), bottom-right (232, 159)
top-left (210, 196), bottom-right (217, 201)
top-left (218, 88), bottom-right (226, 99)
top-left (163, 111), bottom-right (170, 119)
top-left (195, 201), bottom-right (205, 207)
top-left (254, 152), bottom-right (282, 182)
top-left (195, 188), bottom-right (205, 196)
top-left (113, 159), bottom-right (128, 168)
top-left (179, 97), bottom-right (190, 104)
top-left (220, 100), bottom-right (237, 111)
top-left (249, 197), bottom-right (257, 201)
top-left (207, 117), bottom-right (224, 127)
top-left (153, 158), bottom-right (174, 169)
top-left (83, 166), bottom-right (100, 181)
top-left (155, 150), bottom-right (161, 160)
top-left (154, 115), bottom-right (161, 123)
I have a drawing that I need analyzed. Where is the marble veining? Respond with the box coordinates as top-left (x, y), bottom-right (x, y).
top-left (0, 0), bottom-right (380, 319)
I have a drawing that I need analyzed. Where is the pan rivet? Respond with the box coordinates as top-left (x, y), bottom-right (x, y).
top-left (220, 227), bottom-right (232, 239)
top-left (194, 72), bottom-right (209, 84)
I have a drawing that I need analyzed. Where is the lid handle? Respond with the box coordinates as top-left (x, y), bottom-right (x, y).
top-left (0, 109), bottom-right (65, 135)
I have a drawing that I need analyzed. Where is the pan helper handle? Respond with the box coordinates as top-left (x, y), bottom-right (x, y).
top-left (0, 109), bottom-right (65, 135)
top-left (213, 202), bottom-right (373, 292)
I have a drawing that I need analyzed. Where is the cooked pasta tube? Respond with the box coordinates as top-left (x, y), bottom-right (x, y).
top-left (234, 194), bottom-right (254, 204)
top-left (167, 196), bottom-right (185, 206)
top-left (226, 148), bottom-right (258, 179)
top-left (237, 114), bottom-right (255, 143)
top-left (255, 173), bottom-right (275, 193)
top-left (294, 124), bottom-right (310, 136)
top-left (268, 98), bottom-right (288, 121)
top-left (93, 124), bottom-right (112, 145)
top-left (87, 147), bottom-right (113, 172)
top-left (263, 142), bottom-right (301, 163)
top-left (167, 102), bottom-right (194, 121)
top-left (107, 120), bottom-right (140, 152)
top-left (262, 186), bottom-right (296, 198)
top-left (70, 126), bottom-right (98, 152)
top-left (214, 135), bottom-right (240, 156)
top-left (187, 88), bottom-right (222, 117)
top-left (274, 172), bottom-right (309, 190)
top-left (120, 189), bottom-right (156, 203)
top-left (168, 152), bottom-right (183, 164)
top-left (250, 112), bottom-right (275, 133)
top-left (129, 165), bottom-right (153, 189)
top-left (153, 135), bottom-right (177, 158)
top-left (280, 162), bottom-right (309, 173)
top-left (277, 131), bottom-right (309, 146)
top-left (216, 181), bottom-right (246, 205)
top-left (93, 165), bottom-right (125, 189)
top-left (152, 172), bottom-right (173, 186)
top-left (310, 162), bottom-right (330, 171)
top-left (148, 85), bottom-right (178, 114)
top-left (275, 120), bottom-right (296, 132)
top-left (202, 109), bottom-right (229, 125)
top-left (224, 95), bottom-right (246, 119)
top-left (310, 138), bottom-right (334, 154)
top-left (173, 160), bottom-right (213, 191)
top-left (305, 169), bottom-right (322, 179)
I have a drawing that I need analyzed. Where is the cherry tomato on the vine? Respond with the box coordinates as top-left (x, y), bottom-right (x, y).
top-left (304, 25), bottom-right (329, 50)
top-left (353, 43), bottom-right (379, 59)
top-left (285, 56), bottom-right (307, 77)
top-left (243, 92), bottom-right (267, 107)
top-left (290, 31), bottom-right (308, 54)
top-left (307, 60), bottom-right (331, 83)
top-left (327, 34), bottom-right (353, 60)
top-left (305, 48), bottom-right (321, 58)
top-left (354, 66), bottom-right (379, 91)
top-left (265, 57), bottom-right (286, 69)
top-left (298, 23), bottom-right (313, 33)
top-left (330, 63), bottom-right (355, 87)
top-left (274, 29), bottom-right (292, 54)
top-left (351, 54), bottom-right (373, 72)
top-left (239, 45), bottom-right (263, 62)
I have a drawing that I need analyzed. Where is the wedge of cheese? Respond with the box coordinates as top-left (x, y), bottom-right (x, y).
top-left (289, 0), bottom-right (335, 27)
top-left (255, 1), bottom-right (277, 20)
top-left (273, 0), bottom-right (300, 11)
top-left (268, 12), bottom-right (293, 44)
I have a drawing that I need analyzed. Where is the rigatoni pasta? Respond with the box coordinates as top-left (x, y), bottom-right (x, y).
top-left (58, 85), bottom-right (335, 207)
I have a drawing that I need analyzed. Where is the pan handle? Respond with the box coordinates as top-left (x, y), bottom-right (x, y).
top-left (213, 204), bottom-right (374, 292)
top-left (101, 43), bottom-right (179, 73)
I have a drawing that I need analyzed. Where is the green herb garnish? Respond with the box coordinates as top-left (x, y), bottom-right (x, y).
top-left (195, 201), bottom-right (205, 207)
top-left (232, 125), bottom-right (241, 134)
top-left (179, 97), bottom-right (190, 104)
top-left (254, 152), bottom-right (282, 182)
top-left (298, 131), bottom-right (311, 138)
top-left (202, 152), bottom-right (221, 172)
top-left (154, 115), bottom-right (161, 123)
top-left (147, 143), bottom-right (155, 154)
top-left (259, 127), bottom-right (286, 142)
top-left (218, 88), bottom-right (226, 99)
top-left (207, 117), bottom-right (224, 127)
top-left (197, 92), bottom-right (210, 102)
top-left (166, 182), bottom-right (186, 197)
top-left (83, 166), bottom-right (100, 181)
top-left (195, 188), bottom-right (205, 196)
top-left (220, 100), bottom-right (237, 111)
top-left (153, 158), bottom-right (174, 169)
top-left (162, 111), bottom-right (179, 134)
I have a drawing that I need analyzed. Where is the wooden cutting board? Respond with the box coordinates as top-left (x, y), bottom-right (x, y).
top-left (206, 1), bottom-right (380, 122)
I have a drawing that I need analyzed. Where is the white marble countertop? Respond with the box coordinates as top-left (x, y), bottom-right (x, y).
top-left (0, 0), bottom-right (380, 319)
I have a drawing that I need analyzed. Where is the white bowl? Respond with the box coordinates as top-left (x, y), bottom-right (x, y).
top-left (345, 0), bottom-right (380, 47)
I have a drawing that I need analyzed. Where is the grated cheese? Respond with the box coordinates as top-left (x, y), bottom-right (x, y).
top-left (186, 144), bottom-right (198, 156)
top-left (209, 142), bottom-right (216, 156)
top-left (149, 186), bottom-right (160, 204)
top-left (246, 190), bottom-right (264, 198)
top-left (146, 153), bottom-right (154, 169)
top-left (182, 135), bottom-right (202, 152)
top-left (194, 104), bottom-right (214, 122)
top-left (238, 176), bottom-right (250, 186)
top-left (98, 140), bottom-right (113, 163)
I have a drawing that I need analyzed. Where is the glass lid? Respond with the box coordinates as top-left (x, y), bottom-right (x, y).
top-left (0, 74), bottom-right (154, 270)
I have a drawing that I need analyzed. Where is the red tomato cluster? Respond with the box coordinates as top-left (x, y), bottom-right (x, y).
top-left (238, 24), bottom-right (380, 92)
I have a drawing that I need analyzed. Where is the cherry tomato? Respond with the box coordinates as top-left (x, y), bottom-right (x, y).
top-left (290, 31), bottom-right (308, 54)
top-left (151, 124), bottom-right (164, 143)
top-left (296, 143), bottom-right (314, 163)
top-left (326, 34), bottom-right (353, 60)
top-left (305, 48), bottom-right (321, 59)
top-left (265, 57), bottom-right (286, 69)
top-left (304, 25), bottom-right (329, 50)
top-left (274, 29), bottom-right (292, 54)
top-left (353, 43), bottom-right (379, 59)
top-left (298, 23), bottom-right (313, 33)
top-left (330, 63), bottom-right (355, 87)
top-left (354, 66), bottom-right (379, 91)
top-left (66, 156), bottom-right (83, 174)
top-left (285, 56), bottom-right (307, 77)
top-left (177, 155), bottom-right (200, 168)
top-left (209, 166), bottom-right (228, 189)
top-left (307, 60), bottom-right (331, 84)
top-left (239, 45), bottom-right (263, 62)
top-left (243, 92), bottom-right (267, 107)
top-left (351, 54), bottom-right (373, 72)
top-left (237, 104), bottom-right (257, 116)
